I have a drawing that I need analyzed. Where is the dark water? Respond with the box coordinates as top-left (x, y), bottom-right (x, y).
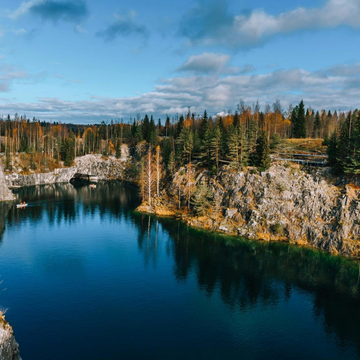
top-left (0, 183), bottom-right (360, 359)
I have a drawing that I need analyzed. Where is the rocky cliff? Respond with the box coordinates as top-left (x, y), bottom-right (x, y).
top-left (139, 164), bottom-right (360, 259)
top-left (0, 162), bottom-right (15, 202)
top-left (0, 314), bottom-right (21, 360)
top-left (5, 149), bottom-right (128, 189)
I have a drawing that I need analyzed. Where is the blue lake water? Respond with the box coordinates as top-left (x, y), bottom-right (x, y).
top-left (0, 182), bottom-right (359, 359)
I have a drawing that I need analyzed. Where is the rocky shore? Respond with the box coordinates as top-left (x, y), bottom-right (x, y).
top-left (0, 145), bottom-right (129, 202)
top-left (137, 164), bottom-right (360, 259)
top-left (0, 163), bottom-right (15, 202)
top-left (0, 313), bottom-right (21, 360)
top-left (5, 152), bottom-right (127, 189)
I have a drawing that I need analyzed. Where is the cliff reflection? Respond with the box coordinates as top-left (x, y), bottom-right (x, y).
top-left (3, 182), bottom-right (360, 355)
top-left (5, 182), bottom-right (139, 231)
top-left (137, 214), bottom-right (360, 355)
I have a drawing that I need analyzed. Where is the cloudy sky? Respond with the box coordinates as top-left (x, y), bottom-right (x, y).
top-left (0, 0), bottom-right (360, 123)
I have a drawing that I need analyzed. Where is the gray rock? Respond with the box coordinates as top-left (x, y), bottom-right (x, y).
top-left (0, 314), bottom-right (21, 360)
top-left (0, 161), bottom-right (15, 202)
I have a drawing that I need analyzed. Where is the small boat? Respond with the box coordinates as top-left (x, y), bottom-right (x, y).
top-left (90, 184), bottom-right (97, 189)
top-left (16, 203), bottom-right (28, 208)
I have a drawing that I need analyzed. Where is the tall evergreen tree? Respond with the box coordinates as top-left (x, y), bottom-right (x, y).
top-left (210, 125), bottom-right (222, 170)
top-left (115, 140), bottom-right (121, 159)
top-left (292, 100), bottom-right (306, 138)
top-left (142, 115), bottom-right (150, 141)
top-left (199, 126), bottom-right (212, 169)
top-left (313, 111), bottom-right (321, 138)
top-left (198, 110), bottom-right (209, 140)
top-left (191, 179), bottom-right (212, 216)
top-left (254, 130), bottom-right (271, 171)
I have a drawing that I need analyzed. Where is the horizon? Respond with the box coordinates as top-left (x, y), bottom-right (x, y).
top-left (0, 0), bottom-right (360, 123)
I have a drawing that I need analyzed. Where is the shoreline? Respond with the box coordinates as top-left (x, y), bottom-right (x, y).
top-left (5, 157), bottom-right (360, 261)
top-left (135, 164), bottom-right (360, 261)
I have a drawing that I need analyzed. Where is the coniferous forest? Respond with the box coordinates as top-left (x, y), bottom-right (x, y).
top-left (0, 100), bottom-right (359, 189)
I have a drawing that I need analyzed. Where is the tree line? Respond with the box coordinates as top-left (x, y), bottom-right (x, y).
top-left (0, 99), bottom-right (356, 184)
top-left (327, 109), bottom-right (360, 175)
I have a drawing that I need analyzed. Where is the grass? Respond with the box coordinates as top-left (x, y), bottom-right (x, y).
top-left (282, 138), bottom-right (327, 154)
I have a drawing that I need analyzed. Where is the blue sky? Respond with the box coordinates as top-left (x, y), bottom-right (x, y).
top-left (0, 0), bottom-right (360, 123)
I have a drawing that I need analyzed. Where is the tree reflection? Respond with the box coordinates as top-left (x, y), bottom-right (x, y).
top-left (2, 182), bottom-right (360, 355)
top-left (158, 218), bottom-right (360, 354)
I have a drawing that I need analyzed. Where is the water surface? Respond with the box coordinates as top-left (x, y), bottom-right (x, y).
top-left (0, 182), bottom-right (359, 359)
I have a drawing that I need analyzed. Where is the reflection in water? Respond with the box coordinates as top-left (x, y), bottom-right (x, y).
top-left (8, 182), bottom-right (138, 228)
top-left (134, 215), bottom-right (360, 356)
top-left (1, 182), bottom-right (360, 359)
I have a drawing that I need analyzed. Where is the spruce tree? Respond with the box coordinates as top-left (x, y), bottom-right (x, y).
top-left (177, 126), bottom-right (193, 165)
top-left (134, 126), bottom-right (143, 142)
top-left (254, 130), bottom-right (271, 171)
top-left (115, 140), bottom-right (121, 159)
top-left (175, 115), bottom-right (184, 138)
top-left (191, 179), bottom-right (212, 216)
top-left (210, 125), bottom-right (222, 170)
top-left (227, 125), bottom-right (241, 170)
top-left (292, 100), bottom-right (307, 138)
top-left (199, 126), bottom-right (212, 169)
top-left (142, 115), bottom-right (150, 141)
top-left (5, 142), bottom-right (12, 170)
top-left (233, 111), bottom-right (240, 128)
top-left (198, 110), bottom-right (209, 140)
top-left (313, 111), bottom-right (321, 138)
top-left (327, 132), bottom-right (340, 173)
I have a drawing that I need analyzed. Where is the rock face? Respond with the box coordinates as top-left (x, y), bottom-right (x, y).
top-left (5, 152), bottom-right (127, 188)
top-left (0, 161), bottom-right (15, 202)
top-left (0, 314), bottom-right (21, 360)
top-left (160, 164), bottom-right (360, 258)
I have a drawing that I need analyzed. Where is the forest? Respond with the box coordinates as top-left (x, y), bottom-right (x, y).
top-left (0, 99), bottom-right (359, 197)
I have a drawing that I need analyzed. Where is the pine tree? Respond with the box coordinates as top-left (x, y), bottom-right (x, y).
top-left (191, 179), bottom-right (212, 216)
top-left (227, 125), bottom-right (241, 170)
top-left (168, 151), bottom-right (175, 175)
top-left (199, 126), bottom-right (212, 169)
top-left (292, 100), bottom-right (306, 138)
top-left (313, 111), bottom-right (321, 138)
top-left (254, 130), bottom-right (271, 171)
top-left (210, 125), bottom-right (222, 170)
top-left (175, 115), bottom-right (184, 138)
top-left (177, 127), bottom-right (193, 165)
top-left (5, 142), bottom-right (12, 171)
top-left (233, 111), bottom-right (240, 128)
top-left (198, 110), bottom-right (209, 140)
top-left (134, 126), bottom-right (143, 142)
top-left (299, 101), bottom-right (307, 138)
top-left (148, 115), bottom-right (158, 146)
top-left (218, 116), bottom-right (228, 157)
top-left (165, 116), bottom-right (171, 137)
top-left (115, 140), bottom-right (121, 159)
top-left (327, 131), bottom-right (339, 173)
top-left (142, 115), bottom-right (150, 141)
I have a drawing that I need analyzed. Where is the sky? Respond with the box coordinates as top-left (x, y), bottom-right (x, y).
top-left (0, 0), bottom-right (360, 123)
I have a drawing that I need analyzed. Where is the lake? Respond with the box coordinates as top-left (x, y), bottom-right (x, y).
top-left (0, 182), bottom-right (359, 359)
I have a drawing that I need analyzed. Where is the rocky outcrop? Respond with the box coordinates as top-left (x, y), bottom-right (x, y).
top-left (5, 148), bottom-right (128, 188)
top-left (0, 314), bottom-right (21, 360)
top-left (140, 164), bottom-right (360, 259)
top-left (0, 161), bottom-right (15, 202)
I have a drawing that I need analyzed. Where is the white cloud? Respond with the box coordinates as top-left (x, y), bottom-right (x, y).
top-left (180, 0), bottom-right (360, 49)
top-left (178, 53), bottom-right (231, 73)
top-left (177, 52), bottom-right (254, 75)
top-left (8, 0), bottom-right (43, 20)
top-left (0, 62), bottom-right (359, 122)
